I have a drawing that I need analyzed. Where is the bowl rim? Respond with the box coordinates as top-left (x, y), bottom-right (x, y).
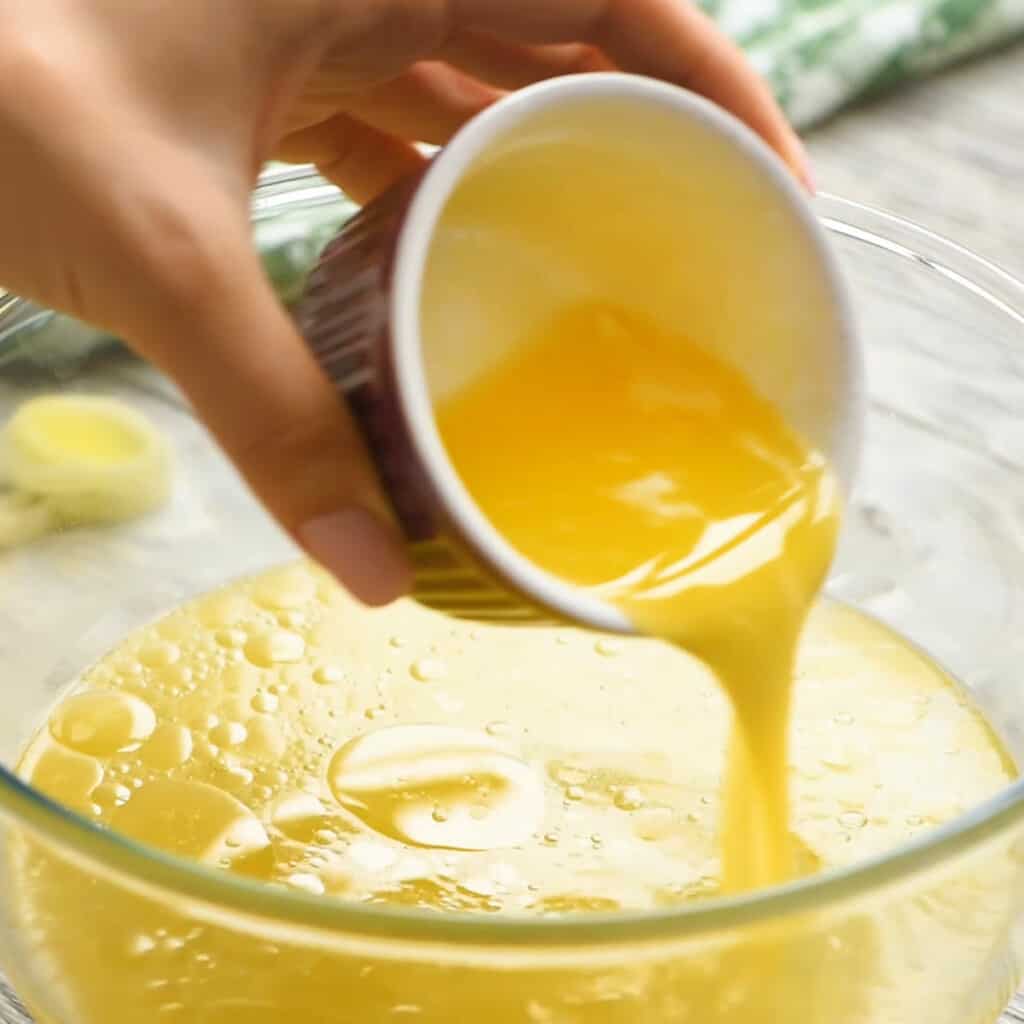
top-left (0, 176), bottom-right (1022, 951)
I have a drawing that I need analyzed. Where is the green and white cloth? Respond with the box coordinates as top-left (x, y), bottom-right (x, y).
top-left (2, 0), bottom-right (1022, 367)
top-left (713, 0), bottom-right (1024, 127)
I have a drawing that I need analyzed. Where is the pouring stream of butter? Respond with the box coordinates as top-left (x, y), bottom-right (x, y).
top-left (436, 301), bottom-right (840, 892)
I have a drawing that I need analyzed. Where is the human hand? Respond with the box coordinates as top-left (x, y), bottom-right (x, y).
top-left (0, 0), bottom-right (809, 605)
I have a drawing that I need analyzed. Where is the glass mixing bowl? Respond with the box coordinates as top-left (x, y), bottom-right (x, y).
top-left (0, 168), bottom-right (1022, 1024)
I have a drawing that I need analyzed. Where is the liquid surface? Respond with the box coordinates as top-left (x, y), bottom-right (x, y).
top-left (16, 565), bottom-right (1012, 912)
top-left (436, 302), bottom-right (839, 890)
top-left (11, 565), bottom-right (1016, 1023)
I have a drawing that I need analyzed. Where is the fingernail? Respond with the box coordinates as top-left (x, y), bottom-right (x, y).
top-left (792, 135), bottom-right (816, 195)
top-left (300, 506), bottom-right (413, 607)
top-left (801, 161), bottom-right (817, 196)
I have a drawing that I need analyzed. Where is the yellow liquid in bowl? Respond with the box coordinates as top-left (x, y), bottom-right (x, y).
top-left (6, 291), bottom-right (1018, 1022)
top-left (10, 572), bottom-right (1017, 1023)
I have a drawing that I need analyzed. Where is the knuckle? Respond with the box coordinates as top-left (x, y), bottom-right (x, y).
top-left (319, 122), bottom-right (379, 181)
top-left (279, 116), bottom-right (354, 167)
top-left (126, 194), bottom-right (236, 316)
top-left (135, 199), bottom-right (227, 309)
top-left (561, 44), bottom-right (608, 76)
top-left (236, 411), bottom-right (338, 469)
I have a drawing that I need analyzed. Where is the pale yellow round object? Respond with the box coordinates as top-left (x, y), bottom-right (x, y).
top-left (1, 395), bottom-right (172, 527)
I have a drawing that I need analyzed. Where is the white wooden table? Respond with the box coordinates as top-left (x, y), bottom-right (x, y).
top-left (809, 41), bottom-right (1024, 281)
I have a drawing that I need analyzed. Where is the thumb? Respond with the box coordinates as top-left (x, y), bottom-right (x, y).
top-left (131, 206), bottom-right (412, 607)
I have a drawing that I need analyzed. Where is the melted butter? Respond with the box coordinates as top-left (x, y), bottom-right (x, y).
top-left (111, 779), bottom-right (272, 871)
top-left (9, 563), bottom-right (1016, 1023)
top-left (17, 560), bottom-right (1012, 911)
top-left (18, 740), bottom-right (104, 814)
top-left (48, 690), bottom-right (157, 757)
top-left (436, 302), bottom-right (839, 891)
top-left (328, 724), bottom-right (544, 851)
top-left (136, 722), bottom-right (193, 771)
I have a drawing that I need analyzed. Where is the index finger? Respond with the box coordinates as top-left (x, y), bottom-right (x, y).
top-left (115, 182), bottom-right (413, 607)
top-left (449, 0), bottom-right (809, 186)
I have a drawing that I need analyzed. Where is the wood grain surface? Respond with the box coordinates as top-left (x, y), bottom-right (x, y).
top-left (810, 40), bottom-right (1024, 282)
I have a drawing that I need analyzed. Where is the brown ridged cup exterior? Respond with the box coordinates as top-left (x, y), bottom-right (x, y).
top-left (297, 176), bottom-right (559, 626)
